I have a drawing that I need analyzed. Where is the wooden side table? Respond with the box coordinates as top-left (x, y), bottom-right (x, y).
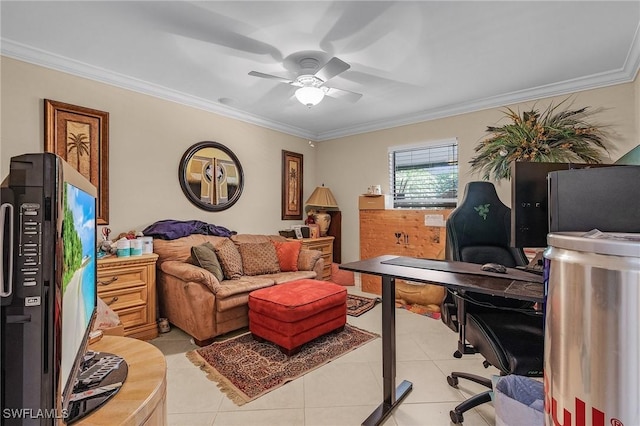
top-left (76, 336), bottom-right (167, 425)
top-left (97, 253), bottom-right (159, 340)
top-left (296, 236), bottom-right (334, 281)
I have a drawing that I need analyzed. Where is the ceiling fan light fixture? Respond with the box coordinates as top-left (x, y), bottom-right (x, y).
top-left (295, 86), bottom-right (325, 107)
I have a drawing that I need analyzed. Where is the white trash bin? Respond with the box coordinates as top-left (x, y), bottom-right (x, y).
top-left (494, 375), bottom-right (544, 426)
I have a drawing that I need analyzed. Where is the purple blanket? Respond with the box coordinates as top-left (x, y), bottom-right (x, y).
top-left (142, 219), bottom-right (236, 240)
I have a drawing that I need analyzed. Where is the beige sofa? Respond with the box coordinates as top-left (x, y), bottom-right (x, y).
top-left (153, 234), bottom-right (324, 345)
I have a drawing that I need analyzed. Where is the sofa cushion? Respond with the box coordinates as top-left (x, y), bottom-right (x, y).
top-left (214, 238), bottom-right (243, 279)
top-left (238, 242), bottom-right (280, 276)
top-left (255, 270), bottom-right (317, 283)
top-left (215, 276), bottom-right (275, 300)
top-left (190, 242), bottom-right (224, 282)
top-left (271, 240), bottom-right (301, 272)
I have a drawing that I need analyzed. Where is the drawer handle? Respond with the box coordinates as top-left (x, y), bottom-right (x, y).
top-left (98, 276), bottom-right (119, 286)
top-left (105, 296), bottom-right (119, 306)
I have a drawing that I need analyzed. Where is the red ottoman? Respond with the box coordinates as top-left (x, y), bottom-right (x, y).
top-left (248, 279), bottom-right (347, 355)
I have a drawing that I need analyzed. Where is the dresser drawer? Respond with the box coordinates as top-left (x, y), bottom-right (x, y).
top-left (97, 265), bottom-right (148, 291)
top-left (98, 285), bottom-right (148, 311)
top-left (321, 263), bottom-right (332, 280)
top-left (110, 304), bottom-right (149, 330)
top-left (304, 242), bottom-right (332, 255)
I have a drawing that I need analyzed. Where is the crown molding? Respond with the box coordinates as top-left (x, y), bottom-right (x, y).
top-left (0, 39), bottom-right (317, 140)
top-left (317, 22), bottom-right (640, 141)
top-left (316, 67), bottom-right (637, 141)
top-left (3, 29), bottom-right (639, 143)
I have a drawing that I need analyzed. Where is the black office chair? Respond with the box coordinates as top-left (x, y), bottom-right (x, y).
top-left (441, 181), bottom-right (544, 424)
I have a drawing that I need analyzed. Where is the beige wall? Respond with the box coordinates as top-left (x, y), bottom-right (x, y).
top-left (2, 56), bottom-right (638, 263)
top-left (319, 80), bottom-right (638, 262)
top-left (1, 57), bottom-right (316, 237)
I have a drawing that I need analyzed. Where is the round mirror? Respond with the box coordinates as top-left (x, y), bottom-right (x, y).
top-left (178, 141), bottom-right (244, 211)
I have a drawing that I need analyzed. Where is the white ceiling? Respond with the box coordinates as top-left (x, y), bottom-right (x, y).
top-left (2, 1), bottom-right (639, 141)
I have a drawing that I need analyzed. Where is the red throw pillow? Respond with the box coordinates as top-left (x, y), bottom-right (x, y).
top-left (272, 240), bottom-right (301, 272)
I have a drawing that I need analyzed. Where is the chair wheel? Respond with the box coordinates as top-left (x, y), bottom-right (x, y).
top-left (453, 350), bottom-right (463, 359)
top-left (447, 375), bottom-right (459, 388)
top-left (450, 409), bottom-right (464, 424)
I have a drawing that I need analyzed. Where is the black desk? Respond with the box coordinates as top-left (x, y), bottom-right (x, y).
top-left (339, 255), bottom-right (544, 426)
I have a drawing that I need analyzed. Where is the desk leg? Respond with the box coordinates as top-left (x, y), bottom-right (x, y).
top-left (362, 275), bottom-right (412, 426)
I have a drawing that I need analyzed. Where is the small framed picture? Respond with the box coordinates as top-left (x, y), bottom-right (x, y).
top-left (294, 228), bottom-right (303, 239)
top-left (309, 224), bottom-right (320, 239)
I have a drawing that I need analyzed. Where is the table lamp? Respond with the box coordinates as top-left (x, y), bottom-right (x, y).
top-left (305, 184), bottom-right (338, 236)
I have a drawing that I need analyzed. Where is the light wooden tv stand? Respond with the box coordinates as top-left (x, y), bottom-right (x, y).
top-left (76, 336), bottom-right (167, 425)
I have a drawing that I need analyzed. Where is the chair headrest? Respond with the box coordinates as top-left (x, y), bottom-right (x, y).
top-left (459, 182), bottom-right (504, 207)
top-left (447, 181), bottom-right (511, 252)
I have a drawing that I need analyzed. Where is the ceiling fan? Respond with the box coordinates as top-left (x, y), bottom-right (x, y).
top-left (249, 57), bottom-right (363, 107)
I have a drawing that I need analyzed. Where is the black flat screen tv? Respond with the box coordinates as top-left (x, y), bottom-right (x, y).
top-left (1, 153), bottom-right (98, 424)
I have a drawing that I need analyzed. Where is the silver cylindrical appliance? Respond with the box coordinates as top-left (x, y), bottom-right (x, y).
top-left (544, 232), bottom-right (640, 426)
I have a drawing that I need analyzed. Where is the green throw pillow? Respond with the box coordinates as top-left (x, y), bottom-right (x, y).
top-left (191, 242), bottom-right (224, 282)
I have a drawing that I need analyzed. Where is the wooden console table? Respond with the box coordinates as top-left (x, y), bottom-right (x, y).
top-left (76, 336), bottom-right (167, 425)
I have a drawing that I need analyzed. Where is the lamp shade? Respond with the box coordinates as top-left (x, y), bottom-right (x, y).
top-left (295, 86), bottom-right (325, 107)
top-left (305, 185), bottom-right (338, 208)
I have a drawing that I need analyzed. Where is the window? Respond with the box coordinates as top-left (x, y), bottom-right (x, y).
top-left (389, 139), bottom-right (458, 208)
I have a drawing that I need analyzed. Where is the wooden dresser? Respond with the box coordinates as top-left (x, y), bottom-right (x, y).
top-left (359, 209), bottom-right (452, 294)
top-left (97, 253), bottom-right (159, 340)
top-left (297, 236), bottom-right (334, 281)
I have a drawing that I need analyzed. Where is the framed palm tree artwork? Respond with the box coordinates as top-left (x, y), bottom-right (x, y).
top-left (45, 99), bottom-right (110, 224)
top-left (281, 150), bottom-right (303, 220)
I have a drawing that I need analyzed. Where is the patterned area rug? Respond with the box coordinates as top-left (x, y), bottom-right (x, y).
top-left (186, 324), bottom-right (378, 405)
top-left (347, 294), bottom-right (381, 317)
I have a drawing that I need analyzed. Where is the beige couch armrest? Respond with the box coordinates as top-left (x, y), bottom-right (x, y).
top-left (159, 260), bottom-right (221, 293)
top-left (298, 249), bottom-right (324, 277)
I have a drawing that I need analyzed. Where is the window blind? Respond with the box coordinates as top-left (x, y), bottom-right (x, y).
top-left (389, 141), bottom-right (458, 208)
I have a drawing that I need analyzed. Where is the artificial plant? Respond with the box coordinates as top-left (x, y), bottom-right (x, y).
top-left (469, 99), bottom-right (610, 181)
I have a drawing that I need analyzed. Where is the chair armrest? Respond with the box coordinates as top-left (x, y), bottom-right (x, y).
top-left (298, 249), bottom-right (322, 271)
top-left (159, 260), bottom-right (221, 293)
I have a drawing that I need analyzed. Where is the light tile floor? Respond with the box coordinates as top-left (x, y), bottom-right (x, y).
top-left (149, 286), bottom-right (500, 426)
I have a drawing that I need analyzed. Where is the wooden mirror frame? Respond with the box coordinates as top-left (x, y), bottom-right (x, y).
top-left (178, 141), bottom-right (244, 211)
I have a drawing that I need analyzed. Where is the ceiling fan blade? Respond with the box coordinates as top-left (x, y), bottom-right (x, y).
top-left (318, 2), bottom-right (394, 55)
top-left (314, 57), bottom-right (350, 82)
top-left (248, 71), bottom-right (293, 85)
top-left (132, 3), bottom-right (283, 62)
top-left (325, 87), bottom-right (363, 103)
